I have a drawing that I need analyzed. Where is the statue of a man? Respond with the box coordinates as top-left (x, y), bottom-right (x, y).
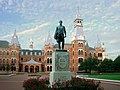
top-left (54, 20), bottom-right (66, 50)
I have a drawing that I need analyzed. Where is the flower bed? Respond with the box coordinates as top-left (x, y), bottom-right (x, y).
top-left (23, 77), bottom-right (102, 90)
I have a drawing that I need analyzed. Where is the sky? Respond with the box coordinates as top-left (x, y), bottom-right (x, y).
top-left (0, 0), bottom-right (120, 60)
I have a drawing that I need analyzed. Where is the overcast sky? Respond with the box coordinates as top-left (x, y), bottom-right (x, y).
top-left (0, 0), bottom-right (120, 60)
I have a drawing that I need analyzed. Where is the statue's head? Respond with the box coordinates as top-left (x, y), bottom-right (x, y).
top-left (59, 20), bottom-right (63, 24)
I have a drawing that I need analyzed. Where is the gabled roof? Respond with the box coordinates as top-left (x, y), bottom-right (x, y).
top-left (0, 40), bottom-right (9, 48)
top-left (23, 58), bottom-right (41, 65)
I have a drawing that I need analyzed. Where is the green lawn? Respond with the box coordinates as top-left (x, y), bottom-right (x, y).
top-left (0, 73), bottom-right (12, 75)
top-left (88, 74), bottom-right (120, 80)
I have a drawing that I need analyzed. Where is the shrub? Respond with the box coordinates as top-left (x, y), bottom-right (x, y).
top-left (23, 78), bottom-right (49, 90)
top-left (23, 77), bottom-right (102, 90)
top-left (52, 77), bottom-right (101, 90)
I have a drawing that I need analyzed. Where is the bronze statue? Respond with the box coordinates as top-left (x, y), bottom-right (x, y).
top-left (54, 20), bottom-right (66, 50)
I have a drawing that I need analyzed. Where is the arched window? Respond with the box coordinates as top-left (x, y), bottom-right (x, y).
top-left (78, 43), bottom-right (81, 47)
top-left (81, 50), bottom-right (83, 55)
top-left (81, 43), bottom-right (83, 47)
top-left (78, 50), bottom-right (80, 55)
top-left (47, 66), bottom-right (49, 71)
top-left (98, 53), bottom-right (102, 57)
top-left (50, 51), bottom-right (52, 56)
top-left (47, 58), bottom-right (49, 63)
top-left (14, 59), bottom-right (16, 63)
top-left (89, 53), bottom-right (92, 57)
top-left (7, 51), bottom-right (9, 55)
top-left (85, 52), bottom-right (87, 56)
top-left (78, 43), bottom-right (83, 47)
top-left (78, 58), bottom-right (83, 63)
top-left (21, 58), bottom-right (23, 61)
top-left (50, 66), bottom-right (52, 71)
top-left (12, 51), bottom-right (16, 56)
top-left (0, 51), bottom-right (2, 55)
top-left (50, 58), bottom-right (52, 64)
top-left (47, 51), bottom-right (49, 55)
top-left (39, 58), bottom-right (41, 62)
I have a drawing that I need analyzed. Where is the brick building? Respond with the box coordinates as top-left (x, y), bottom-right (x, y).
top-left (0, 12), bottom-right (108, 73)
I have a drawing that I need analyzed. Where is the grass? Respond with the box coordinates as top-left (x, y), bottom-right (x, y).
top-left (0, 73), bottom-right (12, 75)
top-left (87, 73), bottom-right (120, 80)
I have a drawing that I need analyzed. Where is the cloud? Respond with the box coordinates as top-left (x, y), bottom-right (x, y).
top-left (109, 39), bottom-right (120, 44)
top-left (1, 22), bottom-right (50, 38)
top-left (111, 0), bottom-right (120, 8)
top-left (8, 0), bottom-right (13, 6)
top-left (17, 23), bottom-right (50, 35)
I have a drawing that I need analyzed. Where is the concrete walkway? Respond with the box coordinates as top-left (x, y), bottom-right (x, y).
top-left (0, 74), bottom-right (28, 90)
top-left (80, 77), bottom-right (120, 90)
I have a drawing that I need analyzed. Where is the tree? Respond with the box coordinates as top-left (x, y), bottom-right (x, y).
top-left (99, 58), bottom-right (113, 73)
top-left (80, 57), bottom-right (98, 73)
top-left (113, 55), bottom-right (120, 72)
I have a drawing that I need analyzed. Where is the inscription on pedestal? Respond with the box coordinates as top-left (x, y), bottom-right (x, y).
top-left (50, 50), bottom-right (73, 85)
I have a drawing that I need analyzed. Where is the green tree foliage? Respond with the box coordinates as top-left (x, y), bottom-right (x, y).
top-left (99, 58), bottom-right (114, 73)
top-left (80, 57), bottom-right (98, 73)
top-left (113, 55), bottom-right (120, 72)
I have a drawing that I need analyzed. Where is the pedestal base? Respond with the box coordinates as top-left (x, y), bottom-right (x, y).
top-left (50, 71), bottom-right (73, 85)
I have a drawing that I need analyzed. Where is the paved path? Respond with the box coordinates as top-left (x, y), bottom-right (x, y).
top-left (0, 74), bottom-right (120, 90)
top-left (0, 74), bottom-right (28, 90)
top-left (81, 77), bottom-right (120, 90)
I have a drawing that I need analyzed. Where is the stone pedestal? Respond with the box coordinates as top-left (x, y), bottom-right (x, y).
top-left (50, 50), bottom-right (73, 85)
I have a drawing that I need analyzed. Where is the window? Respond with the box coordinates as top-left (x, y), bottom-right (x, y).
top-left (26, 52), bottom-right (28, 55)
top-left (0, 58), bottom-right (2, 63)
top-left (85, 52), bottom-right (87, 56)
top-left (78, 50), bottom-right (83, 55)
top-left (50, 51), bottom-right (52, 56)
top-left (50, 58), bottom-right (52, 64)
top-left (39, 58), bottom-right (41, 62)
top-left (89, 53), bottom-right (92, 57)
top-left (47, 58), bottom-right (49, 63)
top-left (47, 51), bottom-right (49, 55)
top-left (30, 52), bottom-right (32, 55)
top-left (47, 66), bottom-right (49, 71)
top-left (78, 50), bottom-right (80, 55)
top-left (78, 43), bottom-right (83, 47)
top-left (81, 50), bottom-right (83, 55)
top-left (98, 53), bottom-right (102, 57)
top-left (7, 51), bottom-right (9, 55)
top-left (0, 51), bottom-right (2, 55)
top-left (12, 51), bottom-right (16, 56)
top-left (39, 52), bottom-right (42, 56)
top-left (21, 52), bottom-right (23, 55)
top-left (78, 58), bottom-right (83, 63)
top-left (21, 58), bottom-right (23, 61)
top-left (50, 66), bottom-right (52, 71)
